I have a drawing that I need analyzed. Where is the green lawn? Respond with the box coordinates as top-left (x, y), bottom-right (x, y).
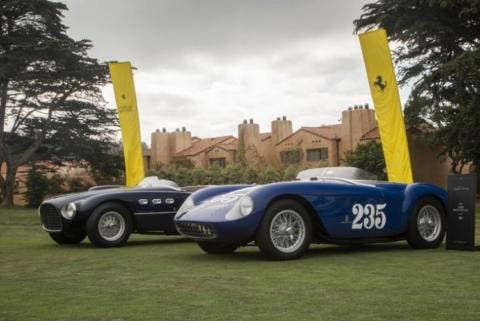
top-left (1, 207), bottom-right (479, 321)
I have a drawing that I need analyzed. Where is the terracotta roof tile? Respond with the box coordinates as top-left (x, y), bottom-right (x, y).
top-left (260, 132), bottom-right (271, 141)
top-left (176, 136), bottom-right (235, 156)
top-left (302, 125), bottom-right (343, 139)
top-left (276, 124), bottom-right (342, 146)
top-left (216, 143), bottom-right (238, 151)
top-left (361, 127), bottom-right (380, 140)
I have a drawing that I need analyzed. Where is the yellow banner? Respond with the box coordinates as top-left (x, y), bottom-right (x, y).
top-left (359, 29), bottom-right (413, 183)
top-left (108, 62), bottom-right (144, 186)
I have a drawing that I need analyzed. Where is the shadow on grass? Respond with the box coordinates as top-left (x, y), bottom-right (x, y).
top-left (305, 242), bottom-right (412, 258)
top-left (34, 236), bottom-right (194, 250)
top-left (127, 237), bottom-right (193, 247)
top-left (183, 241), bottom-right (415, 262)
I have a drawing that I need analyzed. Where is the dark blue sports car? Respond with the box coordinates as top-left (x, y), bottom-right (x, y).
top-left (174, 167), bottom-right (448, 260)
top-left (39, 177), bottom-right (199, 247)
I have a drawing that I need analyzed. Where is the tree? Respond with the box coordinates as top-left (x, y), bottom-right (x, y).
top-left (0, 0), bottom-right (118, 205)
top-left (24, 165), bottom-right (49, 207)
top-left (171, 156), bottom-right (195, 169)
top-left (258, 166), bottom-right (282, 184)
top-left (354, 0), bottom-right (480, 173)
top-left (282, 165), bottom-right (300, 181)
top-left (220, 163), bottom-right (246, 184)
top-left (343, 141), bottom-right (387, 180)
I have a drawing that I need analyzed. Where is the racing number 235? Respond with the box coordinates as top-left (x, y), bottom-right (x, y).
top-left (352, 203), bottom-right (387, 230)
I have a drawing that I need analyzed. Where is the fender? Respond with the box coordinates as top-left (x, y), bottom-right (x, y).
top-left (401, 183), bottom-right (448, 229)
top-left (74, 189), bottom-right (190, 219)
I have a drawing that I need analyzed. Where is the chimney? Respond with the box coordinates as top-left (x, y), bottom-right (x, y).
top-left (238, 118), bottom-right (260, 163)
top-left (341, 102), bottom-right (377, 155)
top-left (151, 127), bottom-right (171, 167)
top-left (169, 126), bottom-right (192, 154)
top-left (271, 115), bottom-right (293, 146)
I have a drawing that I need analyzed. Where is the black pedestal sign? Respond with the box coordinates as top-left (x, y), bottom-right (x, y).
top-left (446, 173), bottom-right (477, 250)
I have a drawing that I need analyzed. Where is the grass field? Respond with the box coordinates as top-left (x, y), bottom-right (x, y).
top-left (1, 207), bottom-right (479, 321)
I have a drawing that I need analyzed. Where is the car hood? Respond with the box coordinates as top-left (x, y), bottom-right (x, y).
top-left (177, 186), bottom-right (256, 221)
top-left (41, 187), bottom-right (125, 208)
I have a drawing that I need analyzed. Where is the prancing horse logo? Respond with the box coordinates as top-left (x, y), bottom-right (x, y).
top-left (373, 75), bottom-right (387, 92)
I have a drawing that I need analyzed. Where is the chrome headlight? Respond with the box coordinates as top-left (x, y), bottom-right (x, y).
top-left (176, 195), bottom-right (194, 218)
top-left (225, 195), bottom-right (255, 220)
top-left (239, 196), bottom-right (254, 216)
top-left (61, 202), bottom-right (77, 219)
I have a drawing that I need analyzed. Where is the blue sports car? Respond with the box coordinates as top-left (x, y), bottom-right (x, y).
top-left (174, 167), bottom-right (448, 260)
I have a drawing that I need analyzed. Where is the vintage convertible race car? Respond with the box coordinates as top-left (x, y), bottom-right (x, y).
top-left (174, 167), bottom-right (448, 260)
top-left (39, 177), bottom-right (198, 247)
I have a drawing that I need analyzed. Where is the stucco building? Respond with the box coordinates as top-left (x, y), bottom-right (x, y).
top-left (145, 105), bottom-right (452, 187)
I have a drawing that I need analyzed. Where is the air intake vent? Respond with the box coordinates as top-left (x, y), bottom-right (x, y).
top-left (39, 204), bottom-right (62, 231)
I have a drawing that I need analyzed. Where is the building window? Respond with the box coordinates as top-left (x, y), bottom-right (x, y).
top-left (306, 148), bottom-right (328, 162)
top-left (280, 149), bottom-right (304, 164)
top-left (209, 158), bottom-right (226, 168)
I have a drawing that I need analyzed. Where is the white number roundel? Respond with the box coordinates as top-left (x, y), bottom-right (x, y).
top-left (351, 203), bottom-right (387, 230)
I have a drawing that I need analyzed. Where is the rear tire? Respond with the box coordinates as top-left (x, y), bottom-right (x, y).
top-left (49, 230), bottom-right (86, 244)
top-left (407, 197), bottom-right (445, 249)
top-left (256, 199), bottom-right (312, 260)
top-left (86, 202), bottom-right (133, 247)
top-left (197, 242), bottom-right (238, 254)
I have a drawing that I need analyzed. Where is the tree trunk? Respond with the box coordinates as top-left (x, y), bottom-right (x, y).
top-left (1, 163), bottom-right (17, 207)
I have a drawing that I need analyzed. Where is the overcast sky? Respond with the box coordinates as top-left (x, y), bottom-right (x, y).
top-left (60, 0), bottom-right (410, 144)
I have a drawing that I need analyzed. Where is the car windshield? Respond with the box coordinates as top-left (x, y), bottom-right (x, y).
top-left (137, 176), bottom-right (180, 189)
top-left (296, 167), bottom-right (377, 181)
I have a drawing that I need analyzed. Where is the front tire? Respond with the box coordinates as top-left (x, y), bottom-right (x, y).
top-left (49, 230), bottom-right (86, 244)
top-left (197, 241), bottom-right (238, 254)
top-left (407, 197), bottom-right (445, 249)
top-left (256, 199), bottom-right (312, 260)
top-left (86, 202), bottom-right (133, 247)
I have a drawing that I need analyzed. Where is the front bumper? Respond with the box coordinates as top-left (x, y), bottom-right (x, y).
top-left (38, 203), bottom-right (83, 233)
top-left (175, 221), bottom-right (218, 240)
top-left (175, 211), bottom-right (261, 243)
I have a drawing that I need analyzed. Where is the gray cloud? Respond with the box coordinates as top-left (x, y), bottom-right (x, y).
top-left (60, 0), bottom-right (406, 144)
top-left (272, 51), bottom-right (359, 79)
top-left (62, 0), bottom-right (368, 67)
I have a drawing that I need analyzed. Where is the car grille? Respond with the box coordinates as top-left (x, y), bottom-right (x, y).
top-left (39, 204), bottom-right (63, 231)
top-left (176, 222), bottom-right (217, 240)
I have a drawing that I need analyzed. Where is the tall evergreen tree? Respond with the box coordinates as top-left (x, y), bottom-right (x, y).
top-left (0, 0), bottom-right (118, 206)
top-left (354, 0), bottom-right (480, 173)
top-left (343, 141), bottom-right (387, 180)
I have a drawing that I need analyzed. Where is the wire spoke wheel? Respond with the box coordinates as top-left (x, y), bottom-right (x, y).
top-left (269, 209), bottom-right (306, 253)
top-left (98, 211), bottom-right (126, 242)
top-left (87, 203), bottom-right (133, 247)
top-left (416, 205), bottom-right (441, 242)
